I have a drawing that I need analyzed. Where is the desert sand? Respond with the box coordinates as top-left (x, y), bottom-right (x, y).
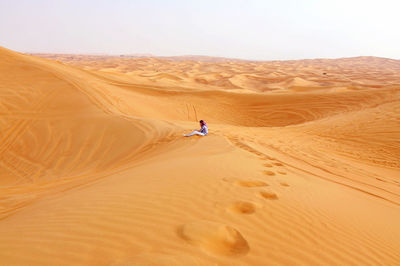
top-left (1, 46), bottom-right (400, 265)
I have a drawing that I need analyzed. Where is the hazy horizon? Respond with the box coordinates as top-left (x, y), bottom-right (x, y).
top-left (22, 51), bottom-right (400, 62)
top-left (1, 0), bottom-right (399, 60)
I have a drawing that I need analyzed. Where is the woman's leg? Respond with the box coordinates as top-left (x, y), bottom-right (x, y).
top-left (184, 130), bottom-right (205, 137)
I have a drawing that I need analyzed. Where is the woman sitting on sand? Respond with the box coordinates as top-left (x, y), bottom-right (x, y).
top-left (184, 120), bottom-right (208, 137)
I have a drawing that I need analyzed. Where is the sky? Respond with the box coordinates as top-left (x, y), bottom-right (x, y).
top-left (0, 0), bottom-right (399, 60)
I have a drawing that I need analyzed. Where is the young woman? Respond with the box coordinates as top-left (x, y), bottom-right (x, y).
top-left (184, 120), bottom-right (208, 137)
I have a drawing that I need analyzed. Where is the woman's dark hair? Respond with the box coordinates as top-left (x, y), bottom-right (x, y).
top-left (199, 120), bottom-right (204, 123)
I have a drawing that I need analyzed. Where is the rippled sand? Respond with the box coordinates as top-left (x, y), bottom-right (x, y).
top-left (1, 47), bottom-right (399, 265)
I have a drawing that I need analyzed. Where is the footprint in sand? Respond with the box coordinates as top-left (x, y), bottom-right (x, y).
top-left (264, 163), bottom-right (273, 168)
top-left (178, 221), bottom-right (250, 256)
top-left (273, 162), bottom-right (284, 166)
top-left (277, 171), bottom-right (287, 175)
top-left (260, 155), bottom-right (273, 160)
top-left (235, 180), bottom-right (268, 187)
top-left (264, 170), bottom-right (276, 176)
top-left (259, 190), bottom-right (279, 200)
top-left (280, 182), bottom-right (290, 187)
top-left (228, 201), bottom-right (257, 214)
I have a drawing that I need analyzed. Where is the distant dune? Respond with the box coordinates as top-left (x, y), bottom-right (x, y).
top-left (1, 46), bottom-right (399, 265)
top-left (32, 53), bottom-right (400, 93)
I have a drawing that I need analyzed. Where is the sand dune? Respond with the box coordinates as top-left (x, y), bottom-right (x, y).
top-left (1, 47), bottom-right (400, 265)
top-left (33, 53), bottom-right (400, 93)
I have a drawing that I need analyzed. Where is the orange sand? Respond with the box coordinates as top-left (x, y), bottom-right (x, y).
top-left (1, 47), bottom-right (400, 265)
